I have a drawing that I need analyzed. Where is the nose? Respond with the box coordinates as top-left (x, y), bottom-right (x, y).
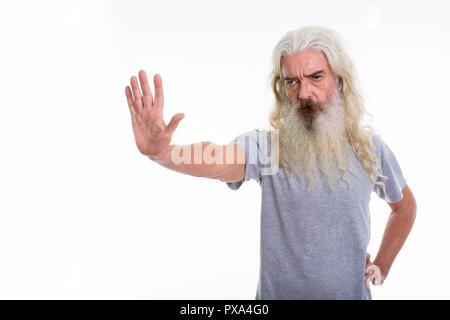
top-left (299, 80), bottom-right (312, 100)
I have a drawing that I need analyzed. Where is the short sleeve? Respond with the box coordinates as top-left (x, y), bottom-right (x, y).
top-left (372, 135), bottom-right (407, 204)
top-left (225, 129), bottom-right (275, 190)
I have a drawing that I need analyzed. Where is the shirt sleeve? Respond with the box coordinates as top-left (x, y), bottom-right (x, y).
top-left (225, 129), bottom-right (271, 190)
top-left (372, 134), bottom-right (407, 204)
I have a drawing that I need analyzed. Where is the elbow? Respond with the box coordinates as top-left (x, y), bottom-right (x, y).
top-left (407, 190), bottom-right (417, 221)
top-left (411, 197), bottom-right (417, 223)
top-left (391, 185), bottom-right (417, 222)
top-left (401, 195), bottom-right (417, 226)
top-left (212, 164), bottom-right (245, 183)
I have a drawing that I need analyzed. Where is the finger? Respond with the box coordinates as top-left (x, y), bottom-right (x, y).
top-left (365, 263), bottom-right (374, 279)
top-left (166, 113), bottom-right (185, 136)
top-left (365, 264), bottom-right (381, 284)
top-left (366, 253), bottom-right (371, 264)
top-left (365, 269), bottom-right (374, 282)
top-left (365, 261), bottom-right (372, 273)
top-left (366, 274), bottom-right (375, 288)
top-left (371, 266), bottom-right (382, 285)
top-left (130, 76), bottom-right (143, 110)
top-left (153, 74), bottom-right (164, 113)
top-left (125, 86), bottom-right (136, 115)
top-left (138, 70), bottom-right (153, 108)
top-left (373, 273), bottom-right (381, 285)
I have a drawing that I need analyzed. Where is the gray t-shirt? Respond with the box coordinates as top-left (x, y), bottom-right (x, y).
top-left (225, 129), bottom-right (407, 300)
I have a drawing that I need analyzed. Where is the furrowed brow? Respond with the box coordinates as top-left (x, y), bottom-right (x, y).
top-left (305, 70), bottom-right (324, 77)
top-left (283, 70), bottom-right (325, 80)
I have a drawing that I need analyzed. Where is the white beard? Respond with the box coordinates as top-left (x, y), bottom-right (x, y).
top-left (279, 89), bottom-right (351, 192)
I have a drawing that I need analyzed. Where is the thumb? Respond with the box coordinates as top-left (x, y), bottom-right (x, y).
top-left (166, 113), bottom-right (185, 135)
top-left (366, 253), bottom-right (371, 265)
top-left (365, 253), bottom-right (372, 272)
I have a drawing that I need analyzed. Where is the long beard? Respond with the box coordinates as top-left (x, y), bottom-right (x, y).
top-left (279, 90), bottom-right (351, 192)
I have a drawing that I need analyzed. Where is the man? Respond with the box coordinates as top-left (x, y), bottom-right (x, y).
top-left (124, 26), bottom-right (416, 300)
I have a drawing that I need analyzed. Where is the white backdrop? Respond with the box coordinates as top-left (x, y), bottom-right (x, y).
top-left (0, 0), bottom-right (448, 299)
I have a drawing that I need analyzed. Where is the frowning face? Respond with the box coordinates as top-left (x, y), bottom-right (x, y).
top-left (281, 49), bottom-right (337, 121)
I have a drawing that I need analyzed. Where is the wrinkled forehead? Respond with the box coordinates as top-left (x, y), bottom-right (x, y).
top-left (281, 49), bottom-right (331, 77)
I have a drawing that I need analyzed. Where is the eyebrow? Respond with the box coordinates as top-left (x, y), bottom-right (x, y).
top-left (284, 70), bottom-right (325, 80)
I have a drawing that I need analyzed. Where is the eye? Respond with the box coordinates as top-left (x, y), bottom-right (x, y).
top-left (286, 80), bottom-right (297, 87)
top-left (312, 75), bottom-right (322, 81)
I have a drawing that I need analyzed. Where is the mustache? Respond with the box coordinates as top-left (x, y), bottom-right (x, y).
top-left (296, 99), bottom-right (324, 115)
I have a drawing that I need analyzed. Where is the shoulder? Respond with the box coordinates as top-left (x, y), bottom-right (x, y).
top-left (369, 132), bottom-right (383, 152)
top-left (369, 132), bottom-right (390, 160)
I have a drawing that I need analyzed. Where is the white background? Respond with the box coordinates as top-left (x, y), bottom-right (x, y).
top-left (0, 0), bottom-right (448, 299)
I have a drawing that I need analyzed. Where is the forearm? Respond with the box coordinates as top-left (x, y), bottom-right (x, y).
top-left (373, 208), bottom-right (416, 277)
top-left (148, 142), bottom-right (243, 179)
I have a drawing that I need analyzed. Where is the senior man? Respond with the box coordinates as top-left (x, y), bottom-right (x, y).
top-left (125, 26), bottom-right (416, 300)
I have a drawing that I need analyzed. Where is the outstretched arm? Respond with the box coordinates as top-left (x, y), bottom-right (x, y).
top-left (125, 70), bottom-right (245, 183)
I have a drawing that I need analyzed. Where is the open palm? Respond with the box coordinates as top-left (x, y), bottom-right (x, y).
top-left (125, 70), bottom-right (184, 157)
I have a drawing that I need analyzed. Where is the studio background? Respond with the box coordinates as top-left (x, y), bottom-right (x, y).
top-left (0, 0), bottom-right (448, 299)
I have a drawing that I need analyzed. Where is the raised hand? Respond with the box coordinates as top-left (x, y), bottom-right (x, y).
top-left (125, 70), bottom-right (184, 158)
